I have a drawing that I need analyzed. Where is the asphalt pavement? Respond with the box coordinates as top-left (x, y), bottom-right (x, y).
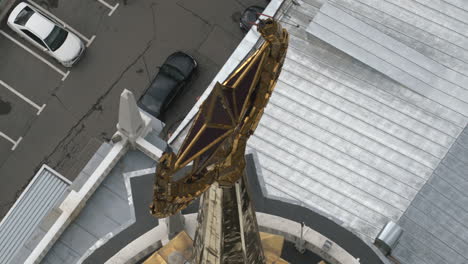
top-left (0, 0), bottom-right (268, 219)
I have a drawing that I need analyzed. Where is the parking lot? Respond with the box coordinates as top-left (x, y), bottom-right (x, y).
top-left (0, 0), bottom-right (268, 218)
top-left (0, 0), bottom-right (118, 152)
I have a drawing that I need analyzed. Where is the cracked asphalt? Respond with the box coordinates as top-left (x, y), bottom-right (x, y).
top-left (0, 0), bottom-right (268, 219)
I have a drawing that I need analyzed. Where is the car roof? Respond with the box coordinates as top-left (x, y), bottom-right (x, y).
top-left (163, 52), bottom-right (196, 78)
top-left (8, 3), bottom-right (54, 39)
top-left (26, 14), bottom-right (54, 39)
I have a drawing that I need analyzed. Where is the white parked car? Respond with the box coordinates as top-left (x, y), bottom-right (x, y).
top-left (7, 2), bottom-right (85, 67)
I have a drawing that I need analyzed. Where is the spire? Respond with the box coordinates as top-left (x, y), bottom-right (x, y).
top-left (117, 89), bottom-right (145, 146)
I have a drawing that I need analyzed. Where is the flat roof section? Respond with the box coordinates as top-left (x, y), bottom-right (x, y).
top-left (41, 148), bottom-right (156, 264)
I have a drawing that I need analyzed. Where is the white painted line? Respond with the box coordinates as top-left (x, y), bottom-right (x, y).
top-left (96, 0), bottom-right (119, 16)
top-left (61, 71), bottom-right (70, 82)
top-left (87, 35), bottom-right (96, 48)
top-left (108, 3), bottom-right (119, 16)
top-left (0, 30), bottom-right (70, 81)
top-left (37, 103), bottom-right (47, 115)
top-left (27, 0), bottom-right (96, 47)
top-left (122, 167), bottom-right (156, 178)
top-left (0, 132), bottom-right (22, 150)
top-left (12, 137), bottom-right (22, 150)
top-left (0, 80), bottom-right (46, 115)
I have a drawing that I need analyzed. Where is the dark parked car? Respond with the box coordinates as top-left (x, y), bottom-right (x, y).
top-left (138, 52), bottom-right (197, 117)
top-left (240, 6), bottom-right (265, 32)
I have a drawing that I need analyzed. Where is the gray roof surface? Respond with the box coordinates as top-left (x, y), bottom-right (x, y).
top-left (0, 166), bottom-right (70, 264)
top-left (244, 0), bottom-right (468, 245)
top-left (303, 1), bottom-right (468, 263)
top-left (41, 143), bottom-right (156, 264)
top-left (250, 0), bottom-right (468, 263)
top-left (327, 0), bottom-right (468, 76)
top-left (393, 126), bottom-right (468, 264)
top-left (308, 0), bottom-right (468, 116)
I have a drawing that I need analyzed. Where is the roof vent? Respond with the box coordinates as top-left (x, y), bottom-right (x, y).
top-left (374, 221), bottom-right (403, 256)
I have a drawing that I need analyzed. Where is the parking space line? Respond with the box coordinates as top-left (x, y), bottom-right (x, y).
top-left (96, 0), bottom-right (119, 16)
top-left (0, 30), bottom-right (70, 81)
top-left (27, 0), bottom-right (97, 47)
top-left (0, 132), bottom-right (22, 151)
top-left (0, 80), bottom-right (46, 115)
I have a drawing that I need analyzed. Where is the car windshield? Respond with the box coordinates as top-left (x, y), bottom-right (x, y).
top-left (44, 25), bottom-right (68, 51)
top-left (14, 6), bottom-right (34, 26)
top-left (160, 64), bottom-right (185, 82)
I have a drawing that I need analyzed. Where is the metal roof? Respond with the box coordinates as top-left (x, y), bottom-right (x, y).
top-left (271, 0), bottom-right (468, 263)
top-left (244, 0), bottom-right (460, 241)
top-left (307, 1), bottom-right (468, 116)
top-left (394, 126), bottom-right (468, 264)
top-left (0, 165), bottom-right (70, 264)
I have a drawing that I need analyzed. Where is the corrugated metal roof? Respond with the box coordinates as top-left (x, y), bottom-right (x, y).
top-left (307, 1), bottom-right (468, 116)
top-left (0, 165), bottom-right (69, 264)
top-left (259, 0), bottom-right (468, 262)
top-left (244, 0), bottom-right (468, 242)
top-left (327, 0), bottom-right (468, 76)
top-left (392, 126), bottom-right (468, 264)
top-left (301, 1), bottom-right (468, 263)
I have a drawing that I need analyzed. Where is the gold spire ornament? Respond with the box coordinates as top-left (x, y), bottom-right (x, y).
top-left (150, 18), bottom-right (289, 218)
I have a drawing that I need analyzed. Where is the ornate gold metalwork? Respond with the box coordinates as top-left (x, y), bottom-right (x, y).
top-left (143, 231), bottom-right (287, 264)
top-left (150, 18), bottom-right (289, 218)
